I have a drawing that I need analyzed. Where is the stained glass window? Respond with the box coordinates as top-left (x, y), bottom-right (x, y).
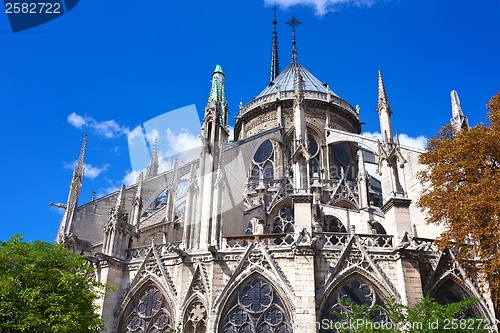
top-left (119, 285), bottom-right (173, 333)
top-left (249, 140), bottom-right (275, 187)
top-left (320, 278), bottom-right (386, 333)
top-left (219, 276), bottom-right (292, 333)
top-left (254, 140), bottom-right (273, 164)
top-left (308, 134), bottom-right (321, 179)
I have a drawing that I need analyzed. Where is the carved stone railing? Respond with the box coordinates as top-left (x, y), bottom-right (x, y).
top-left (127, 242), bottom-right (182, 261)
top-left (314, 232), bottom-right (351, 248)
top-left (314, 232), bottom-right (394, 249)
top-left (224, 233), bottom-right (294, 249)
top-left (237, 90), bottom-right (358, 119)
top-left (357, 234), bottom-right (393, 249)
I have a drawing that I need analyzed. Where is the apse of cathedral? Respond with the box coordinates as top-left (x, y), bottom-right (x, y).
top-left (55, 10), bottom-right (496, 333)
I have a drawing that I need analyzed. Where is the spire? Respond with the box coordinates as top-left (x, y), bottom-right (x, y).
top-left (377, 70), bottom-right (391, 113)
top-left (111, 184), bottom-right (127, 219)
top-left (166, 159), bottom-right (179, 223)
top-left (376, 70), bottom-right (393, 143)
top-left (131, 173), bottom-right (143, 227)
top-left (293, 57), bottom-right (307, 145)
top-left (135, 172), bottom-right (143, 199)
top-left (269, 2), bottom-right (280, 82)
top-left (146, 137), bottom-right (159, 178)
top-left (75, 134), bottom-right (87, 179)
top-left (294, 63), bottom-right (304, 106)
top-left (188, 162), bottom-right (198, 190)
top-left (357, 149), bottom-right (369, 208)
top-left (103, 184), bottom-right (131, 259)
top-left (286, 16), bottom-right (302, 63)
top-left (450, 90), bottom-right (469, 131)
top-left (207, 65), bottom-right (228, 126)
top-left (56, 135), bottom-right (87, 243)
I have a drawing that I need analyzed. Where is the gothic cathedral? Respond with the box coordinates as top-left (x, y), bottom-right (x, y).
top-left (56, 12), bottom-right (496, 333)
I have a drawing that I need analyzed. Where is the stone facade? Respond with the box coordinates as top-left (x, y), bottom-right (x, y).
top-left (56, 23), bottom-right (496, 333)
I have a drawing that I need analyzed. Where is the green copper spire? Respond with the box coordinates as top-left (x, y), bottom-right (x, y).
top-left (214, 64), bottom-right (224, 74)
top-left (207, 64), bottom-right (227, 126)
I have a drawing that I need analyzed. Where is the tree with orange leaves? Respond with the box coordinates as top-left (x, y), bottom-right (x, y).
top-left (418, 91), bottom-right (500, 318)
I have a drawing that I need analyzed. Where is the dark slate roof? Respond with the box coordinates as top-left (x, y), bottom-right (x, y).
top-left (257, 61), bottom-right (339, 98)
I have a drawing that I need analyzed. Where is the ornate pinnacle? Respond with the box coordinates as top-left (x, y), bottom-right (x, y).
top-left (188, 163), bottom-right (198, 190)
top-left (270, 2), bottom-right (280, 82)
top-left (207, 65), bottom-right (227, 126)
top-left (109, 184), bottom-right (128, 223)
top-left (75, 134), bottom-right (87, 179)
top-left (450, 90), bottom-right (469, 131)
top-left (135, 172), bottom-right (143, 199)
top-left (377, 70), bottom-right (391, 113)
top-left (294, 63), bottom-right (304, 106)
top-left (286, 16), bottom-right (301, 63)
top-left (115, 184), bottom-right (126, 212)
top-left (147, 136), bottom-right (159, 178)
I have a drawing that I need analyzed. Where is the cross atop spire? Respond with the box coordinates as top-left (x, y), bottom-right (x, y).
top-left (269, 2), bottom-right (280, 83)
top-left (286, 16), bottom-right (302, 63)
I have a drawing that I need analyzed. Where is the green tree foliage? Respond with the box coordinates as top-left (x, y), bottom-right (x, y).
top-left (418, 91), bottom-right (500, 316)
top-left (332, 297), bottom-right (489, 332)
top-left (0, 235), bottom-right (105, 333)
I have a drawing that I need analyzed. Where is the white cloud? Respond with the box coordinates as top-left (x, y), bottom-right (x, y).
top-left (155, 128), bottom-right (201, 172)
top-left (397, 133), bottom-right (428, 150)
top-left (164, 128), bottom-right (201, 156)
top-left (123, 169), bottom-right (142, 186)
top-left (362, 131), bottom-right (427, 150)
top-left (64, 161), bottom-right (109, 180)
top-left (67, 112), bottom-right (129, 138)
top-left (67, 112), bottom-right (87, 128)
top-left (267, 0), bottom-right (379, 15)
top-left (95, 169), bottom-right (141, 199)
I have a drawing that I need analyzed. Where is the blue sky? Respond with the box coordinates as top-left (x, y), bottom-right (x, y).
top-left (1, 0), bottom-right (499, 242)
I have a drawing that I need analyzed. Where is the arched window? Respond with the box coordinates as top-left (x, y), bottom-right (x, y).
top-left (219, 276), bottom-right (292, 333)
top-left (320, 277), bottom-right (386, 332)
top-left (272, 205), bottom-right (294, 234)
top-left (184, 300), bottom-right (207, 333)
top-left (328, 142), bottom-right (353, 180)
top-left (249, 140), bottom-right (275, 188)
top-left (308, 134), bottom-right (321, 178)
top-left (323, 216), bottom-right (347, 233)
top-left (432, 280), bottom-right (478, 317)
top-left (119, 284), bottom-right (173, 333)
top-left (370, 221), bottom-right (387, 235)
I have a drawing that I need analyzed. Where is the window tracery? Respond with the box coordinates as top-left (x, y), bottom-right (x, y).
top-left (249, 140), bottom-right (275, 188)
top-left (308, 134), bottom-right (321, 178)
top-left (219, 276), bottom-right (292, 333)
top-left (120, 284), bottom-right (173, 333)
top-left (184, 300), bottom-right (207, 333)
top-left (323, 216), bottom-right (347, 233)
top-left (272, 205), bottom-right (294, 234)
top-left (272, 205), bottom-right (294, 245)
top-left (320, 278), bottom-right (386, 333)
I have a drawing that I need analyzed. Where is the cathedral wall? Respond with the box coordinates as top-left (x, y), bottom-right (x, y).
top-left (400, 147), bottom-right (445, 239)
